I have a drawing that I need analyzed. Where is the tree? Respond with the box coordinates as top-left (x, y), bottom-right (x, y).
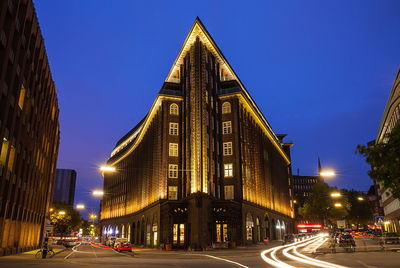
top-left (50, 202), bottom-right (82, 235)
top-left (298, 181), bottom-right (350, 226)
top-left (344, 190), bottom-right (373, 228)
top-left (357, 124), bottom-right (400, 199)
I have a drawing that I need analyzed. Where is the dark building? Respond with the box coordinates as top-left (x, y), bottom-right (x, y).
top-left (100, 18), bottom-right (294, 249)
top-left (0, 0), bottom-right (60, 255)
top-left (52, 169), bottom-right (76, 206)
top-left (292, 175), bottom-right (322, 198)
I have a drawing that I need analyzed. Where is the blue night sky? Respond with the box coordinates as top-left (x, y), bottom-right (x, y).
top-left (33, 0), bottom-right (400, 217)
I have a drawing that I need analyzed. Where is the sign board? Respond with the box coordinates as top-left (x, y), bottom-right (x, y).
top-left (337, 220), bottom-right (346, 229)
top-left (375, 216), bottom-right (385, 226)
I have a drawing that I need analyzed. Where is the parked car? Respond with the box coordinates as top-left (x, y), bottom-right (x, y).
top-left (106, 236), bottom-right (117, 247)
top-left (382, 233), bottom-right (400, 244)
top-left (114, 240), bottom-right (132, 252)
top-left (63, 240), bottom-right (78, 248)
top-left (338, 233), bottom-right (355, 247)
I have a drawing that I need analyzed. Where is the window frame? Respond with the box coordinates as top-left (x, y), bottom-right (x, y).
top-left (222, 121), bottom-right (232, 134)
top-left (223, 142), bottom-right (233, 156)
top-left (169, 123), bottom-right (179, 135)
top-left (168, 164), bottom-right (178, 178)
top-left (170, 103), bottom-right (179, 115)
top-left (169, 143), bottom-right (179, 157)
top-left (224, 163), bottom-right (233, 177)
top-left (222, 102), bottom-right (231, 114)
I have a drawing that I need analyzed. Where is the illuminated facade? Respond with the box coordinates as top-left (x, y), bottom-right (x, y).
top-left (0, 0), bottom-right (60, 255)
top-left (100, 18), bottom-right (294, 249)
top-left (375, 66), bottom-right (400, 233)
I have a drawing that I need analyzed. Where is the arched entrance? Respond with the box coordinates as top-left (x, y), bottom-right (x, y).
top-left (136, 221), bottom-right (140, 244)
top-left (276, 220), bottom-right (281, 240)
top-left (245, 213), bottom-right (254, 242)
top-left (271, 219), bottom-right (276, 240)
top-left (256, 217), bottom-right (261, 242)
top-left (141, 218), bottom-right (145, 245)
top-left (264, 215), bottom-right (270, 239)
top-left (115, 226), bottom-right (119, 238)
top-left (152, 215), bottom-right (158, 247)
top-left (121, 224), bottom-right (125, 238)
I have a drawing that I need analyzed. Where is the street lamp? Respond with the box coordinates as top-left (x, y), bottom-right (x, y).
top-left (76, 204), bottom-right (85, 210)
top-left (357, 197), bottom-right (364, 201)
top-left (100, 165), bottom-right (116, 172)
top-left (334, 203), bottom-right (342, 207)
top-left (320, 170), bottom-right (335, 177)
top-left (49, 208), bottom-right (54, 212)
top-left (92, 190), bottom-right (104, 197)
top-left (331, 192), bottom-right (341, 197)
top-left (59, 211), bottom-right (66, 215)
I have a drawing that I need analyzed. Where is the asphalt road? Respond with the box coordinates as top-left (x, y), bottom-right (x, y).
top-left (0, 238), bottom-right (399, 267)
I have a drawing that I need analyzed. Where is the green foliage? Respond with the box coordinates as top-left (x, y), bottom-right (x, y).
top-left (357, 124), bottom-right (400, 200)
top-left (50, 202), bottom-right (82, 235)
top-left (344, 190), bottom-right (373, 227)
top-left (298, 181), bottom-right (350, 225)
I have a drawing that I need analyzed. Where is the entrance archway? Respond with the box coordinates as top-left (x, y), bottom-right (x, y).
top-left (245, 213), bottom-right (254, 242)
top-left (264, 215), bottom-right (270, 239)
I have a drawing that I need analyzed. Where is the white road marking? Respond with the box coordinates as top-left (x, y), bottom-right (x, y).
top-left (261, 234), bottom-right (349, 268)
top-left (190, 254), bottom-right (249, 268)
top-left (356, 260), bottom-right (378, 268)
top-left (64, 243), bottom-right (82, 259)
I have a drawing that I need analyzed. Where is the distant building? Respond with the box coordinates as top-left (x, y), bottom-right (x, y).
top-left (52, 169), bottom-right (77, 206)
top-left (366, 185), bottom-right (383, 218)
top-left (100, 18), bottom-right (294, 249)
top-left (0, 0), bottom-right (60, 255)
top-left (375, 66), bottom-right (400, 233)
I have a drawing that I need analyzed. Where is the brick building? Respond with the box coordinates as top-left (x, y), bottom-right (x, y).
top-left (0, 0), bottom-right (60, 255)
top-left (100, 18), bottom-right (294, 249)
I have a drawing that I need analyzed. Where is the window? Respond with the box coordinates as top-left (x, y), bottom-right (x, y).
top-left (223, 142), bottom-right (232, 155)
top-left (170, 103), bottom-right (179, 115)
top-left (169, 143), bottom-right (178, 157)
top-left (168, 164), bottom-right (178, 178)
top-left (168, 186), bottom-right (178, 200)
top-left (0, 138), bottom-right (9, 165)
top-left (224, 163), bottom-right (233, 177)
top-left (222, 121), bottom-right (232, 134)
top-left (18, 85), bottom-right (26, 110)
top-left (222, 102), bottom-right (231, 114)
top-left (224, 185), bottom-right (234, 200)
top-left (169, 123), bottom-right (179, 135)
top-left (7, 145), bottom-right (15, 171)
top-left (205, 91), bottom-right (208, 103)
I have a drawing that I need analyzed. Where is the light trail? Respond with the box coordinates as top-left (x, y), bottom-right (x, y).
top-left (260, 234), bottom-right (349, 268)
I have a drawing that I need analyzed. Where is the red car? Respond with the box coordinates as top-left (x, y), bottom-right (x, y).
top-left (114, 241), bottom-right (132, 252)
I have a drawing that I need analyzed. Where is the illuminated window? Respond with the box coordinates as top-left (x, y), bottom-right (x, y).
top-left (205, 91), bottom-right (208, 103)
top-left (170, 103), bottom-right (179, 115)
top-left (173, 224), bottom-right (178, 244)
top-left (223, 142), bottom-right (232, 156)
top-left (224, 185), bottom-right (234, 200)
top-left (0, 138), bottom-right (9, 165)
top-left (169, 143), bottom-right (178, 157)
top-left (179, 224), bottom-right (185, 245)
top-left (7, 145), bottom-right (15, 171)
top-left (18, 85), bottom-right (26, 110)
top-left (168, 186), bottom-right (178, 200)
top-left (222, 121), bottom-right (232, 134)
top-left (169, 123), bottom-right (179, 135)
top-left (168, 164), bottom-right (178, 178)
top-left (224, 163), bottom-right (233, 177)
top-left (222, 102), bottom-right (231, 114)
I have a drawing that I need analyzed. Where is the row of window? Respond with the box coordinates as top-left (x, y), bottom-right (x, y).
top-left (168, 163), bottom-right (233, 178)
top-left (167, 185), bottom-right (234, 200)
top-left (169, 121), bottom-right (232, 136)
top-left (169, 101), bottom-right (232, 116)
top-left (168, 142), bottom-right (232, 157)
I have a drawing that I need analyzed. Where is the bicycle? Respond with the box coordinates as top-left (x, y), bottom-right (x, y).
top-left (35, 248), bottom-right (55, 259)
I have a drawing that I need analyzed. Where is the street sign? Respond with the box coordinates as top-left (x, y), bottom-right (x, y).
top-left (375, 216), bottom-right (385, 225)
top-left (337, 220), bottom-right (345, 229)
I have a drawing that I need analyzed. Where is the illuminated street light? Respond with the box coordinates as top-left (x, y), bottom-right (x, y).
top-left (331, 192), bottom-right (341, 197)
top-left (384, 221), bottom-right (390, 225)
top-left (49, 208), bottom-right (54, 212)
top-left (293, 200), bottom-right (297, 204)
top-left (334, 203), bottom-right (342, 207)
top-left (76, 204), bottom-right (85, 210)
top-left (100, 166), bottom-right (116, 172)
top-left (357, 197), bottom-right (364, 201)
top-left (59, 211), bottom-right (66, 215)
top-left (320, 170), bottom-right (335, 177)
top-left (90, 214), bottom-right (97, 219)
top-left (92, 190), bottom-right (104, 196)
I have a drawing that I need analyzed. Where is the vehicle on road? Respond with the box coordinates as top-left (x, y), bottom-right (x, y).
top-left (63, 240), bottom-right (77, 248)
top-left (106, 236), bottom-right (117, 247)
top-left (338, 233), bottom-right (356, 248)
top-left (114, 240), bottom-right (133, 252)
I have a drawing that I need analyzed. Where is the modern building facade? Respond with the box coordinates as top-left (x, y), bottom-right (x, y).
top-left (375, 66), bottom-right (400, 233)
top-left (0, 0), bottom-right (60, 255)
top-left (100, 18), bottom-right (294, 249)
top-left (52, 169), bottom-right (76, 206)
